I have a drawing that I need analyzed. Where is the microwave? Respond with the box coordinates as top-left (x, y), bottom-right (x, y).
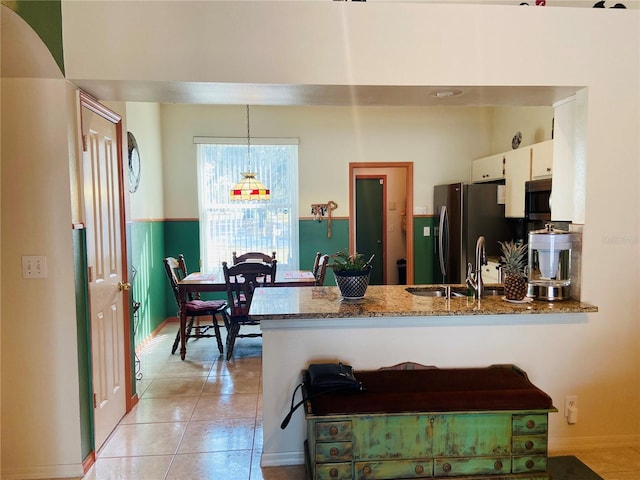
top-left (525, 179), bottom-right (552, 221)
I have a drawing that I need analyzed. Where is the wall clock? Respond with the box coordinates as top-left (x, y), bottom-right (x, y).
top-left (127, 131), bottom-right (141, 193)
top-left (511, 131), bottom-right (523, 150)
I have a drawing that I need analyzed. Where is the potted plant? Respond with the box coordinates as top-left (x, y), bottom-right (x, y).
top-left (332, 250), bottom-right (373, 299)
top-left (498, 240), bottom-right (528, 301)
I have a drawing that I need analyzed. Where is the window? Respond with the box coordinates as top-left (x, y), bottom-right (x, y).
top-left (195, 138), bottom-right (299, 273)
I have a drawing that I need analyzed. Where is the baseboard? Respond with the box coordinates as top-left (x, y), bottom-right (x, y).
top-left (135, 317), bottom-right (175, 352)
top-left (82, 451), bottom-right (96, 474)
top-left (260, 450), bottom-right (305, 467)
top-left (1, 463), bottom-right (84, 480)
top-left (549, 433), bottom-right (640, 453)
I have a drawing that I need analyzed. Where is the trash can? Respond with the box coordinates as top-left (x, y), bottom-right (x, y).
top-left (396, 258), bottom-right (407, 285)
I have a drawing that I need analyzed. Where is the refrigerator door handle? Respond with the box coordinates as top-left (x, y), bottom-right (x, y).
top-left (439, 205), bottom-right (449, 280)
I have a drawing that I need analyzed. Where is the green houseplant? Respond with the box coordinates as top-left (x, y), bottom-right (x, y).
top-left (332, 250), bottom-right (373, 299)
top-left (499, 241), bottom-right (528, 301)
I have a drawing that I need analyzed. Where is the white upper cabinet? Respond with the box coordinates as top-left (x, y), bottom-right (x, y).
top-left (472, 153), bottom-right (505, 183)
top-left (531, 140), bottom-right (553, 179)
top-left (504, 147), bottom-right (531, 218)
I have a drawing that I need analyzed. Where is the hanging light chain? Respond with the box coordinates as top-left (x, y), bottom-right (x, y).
top-left (246, 104), bottom-right (251, 171)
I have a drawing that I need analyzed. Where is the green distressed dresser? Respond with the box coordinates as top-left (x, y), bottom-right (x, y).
top-left (304, 364), bottom-right (557, 480)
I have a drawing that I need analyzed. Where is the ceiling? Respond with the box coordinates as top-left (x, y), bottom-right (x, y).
top-left (70, 80), bottom-right (582, 107)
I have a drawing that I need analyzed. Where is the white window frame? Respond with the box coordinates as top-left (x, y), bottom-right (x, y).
top-left (194, 136), bottom-right (299, 273)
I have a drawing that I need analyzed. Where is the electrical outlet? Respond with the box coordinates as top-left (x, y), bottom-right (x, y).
top-left (423, 226), bottom-right (430, 237)
top-left (22, 255), bottom-right (48, 279)
top-left (565, 395), bottom-right (577, 417)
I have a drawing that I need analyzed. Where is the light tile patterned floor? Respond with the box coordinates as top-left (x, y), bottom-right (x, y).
top-left (83, 322), bottom-right (639, 480)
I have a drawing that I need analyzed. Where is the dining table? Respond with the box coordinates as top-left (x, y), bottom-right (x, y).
top-left (176, 267), bottom-right (316, 359)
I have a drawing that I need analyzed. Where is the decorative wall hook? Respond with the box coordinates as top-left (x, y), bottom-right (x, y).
top-left (311, 200), bottom-right (338, 238)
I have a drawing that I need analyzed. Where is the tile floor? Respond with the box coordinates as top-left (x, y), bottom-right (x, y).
top-left (84, 322), bottom-right (640, 480)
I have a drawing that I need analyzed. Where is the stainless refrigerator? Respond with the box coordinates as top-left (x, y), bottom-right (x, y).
top-left (434, 182), bottom-right (514, 284)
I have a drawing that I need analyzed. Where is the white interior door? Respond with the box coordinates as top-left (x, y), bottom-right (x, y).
top-left (81, 98), bottom-right (128, 450)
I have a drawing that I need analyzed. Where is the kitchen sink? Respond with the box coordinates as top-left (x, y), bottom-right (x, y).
top-left (405, 286), bottom-right (468, 298)
top-left (406, 285), bottom-right (505, 298)
top-left (482, 285), bottom-right (505, 296)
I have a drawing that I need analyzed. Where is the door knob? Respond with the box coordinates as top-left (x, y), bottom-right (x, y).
top-left (118, 282), bottom-right (132, 291)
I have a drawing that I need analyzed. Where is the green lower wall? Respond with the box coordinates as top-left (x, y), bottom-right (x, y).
top-left (73, 228), bottom-right (93, 460)
top-left (129, 221), bottom-right (169, 343)
top-left (90, 216), bottom-right (437, 360)
top-left (298, 218), bottom-right (351, 286)
top-left (157, 216), bottom-right (436, 317)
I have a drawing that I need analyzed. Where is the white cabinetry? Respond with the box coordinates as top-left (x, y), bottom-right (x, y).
top-left (531, 140), bottom-right (553, 179)
top-left (504, 148), bottom-right (531, 218)
top-left (472, 153), bottom-right (504, 183)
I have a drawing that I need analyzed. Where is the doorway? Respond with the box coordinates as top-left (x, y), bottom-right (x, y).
top-left (349, 162), bottom-right (414, 284)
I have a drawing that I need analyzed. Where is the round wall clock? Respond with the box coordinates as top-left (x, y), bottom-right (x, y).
top-left (511, 131), bottom-right (523, 150)
top-left (127, 132), bottom-right (141, 193)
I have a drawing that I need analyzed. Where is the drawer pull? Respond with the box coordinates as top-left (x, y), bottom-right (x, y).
top-left (442, 463), bottom-right (452, 473)
top-left (329, 447), bottom-right (339, 458)
top-left (415, 464), bottom-right (424, 474)
top-left (329, 426), bottom-right (338, 436)
top-left (526, 420), bottom-right (536, 429)
top-left (329, 467), bottom-right (339, 478)
top-left (525, 440), bottom-right (535, 450)
top-left (494, 460), bottom-right (503, 471)
top-left (526, 460), bottom-right (535, 469)
top-left (363, 465), bottom-right (372, 475)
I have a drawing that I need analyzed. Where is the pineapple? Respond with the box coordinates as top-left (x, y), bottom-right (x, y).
top-left (499, 241), bottom-right (528, 300)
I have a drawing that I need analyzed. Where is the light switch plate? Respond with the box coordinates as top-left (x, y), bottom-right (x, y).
top-left (22, 255), bottom-right (48, 278)
top-left (423, 226), bottom-right (430, 236)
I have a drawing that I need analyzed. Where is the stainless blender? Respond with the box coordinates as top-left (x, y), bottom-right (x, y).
top-left (527, 224), bottom-right (573, 301)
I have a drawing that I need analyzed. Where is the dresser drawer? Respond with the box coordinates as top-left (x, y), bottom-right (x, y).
top-left (434, 456), bottom-right (511, 477)
top-left (316, 442), bottom-right (353, 463)
top-left (512, 434), bottom-right (548, 454)
top-left (315, 462), bottom-right (352, 480)
top-left (512, 414), bottom-right (548, 435)
top-left (316, 421), bottom-right (352, 442)
top-left (513, 454), bottom-right (548, 473)
top-left (355, 459), bottom-right (433, 479)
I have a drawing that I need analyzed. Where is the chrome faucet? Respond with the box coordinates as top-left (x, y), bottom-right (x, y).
top-left (466, 236), bottom-right (487, 299)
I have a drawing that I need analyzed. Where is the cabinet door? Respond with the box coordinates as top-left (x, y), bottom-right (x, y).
top-left (531, 140), bottom-right (553, 179)
top-left (472, 154), bottom-right (504, 183)
top-left (504, 148), bottom-right (531, 218)
top-left (432, 414), bottom-right (511, 457)
top-left (352, 415), bottom-right (433, 461)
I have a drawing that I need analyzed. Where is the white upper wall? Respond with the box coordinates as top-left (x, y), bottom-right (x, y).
top-left (125, 102), bottom-right (165, 220)
top-left (62, 2), bottom-right (634, 89)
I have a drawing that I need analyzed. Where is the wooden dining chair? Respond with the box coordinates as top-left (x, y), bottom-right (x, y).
top-left (232, 250), bottom-right (277, 284)
top-left (163, 255), bottom-right (228, 355)
top-left (232, 250), bottom-right (276, 264)
top-left (222, 260), bottom-right (276, 360)
top-left (313, 253), bottom-right (330, 286)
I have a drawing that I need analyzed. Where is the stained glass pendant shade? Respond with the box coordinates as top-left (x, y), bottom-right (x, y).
top-left (230, 105), bottom-right (270, 201)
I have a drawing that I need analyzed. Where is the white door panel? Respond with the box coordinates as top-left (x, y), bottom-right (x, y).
top-left (81, 100), bottom-right (127, 451)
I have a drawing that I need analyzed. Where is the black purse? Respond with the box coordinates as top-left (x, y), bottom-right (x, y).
top-left (280, 363), bottom-right (362, 429)
top-left (307, 362), bottom-right (362, 393)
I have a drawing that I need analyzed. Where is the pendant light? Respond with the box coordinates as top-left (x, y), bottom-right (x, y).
top-left (230, 105), bottom-right (270, 201)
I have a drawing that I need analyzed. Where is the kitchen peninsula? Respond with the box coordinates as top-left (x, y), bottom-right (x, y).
top-left (252, 285), bottom-right (597, 468)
